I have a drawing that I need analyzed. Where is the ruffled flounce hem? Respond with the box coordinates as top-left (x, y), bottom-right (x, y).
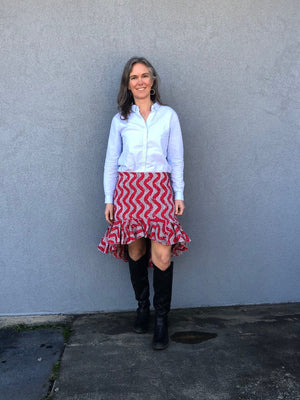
top-left (98, 218), bottom-right (190, 262)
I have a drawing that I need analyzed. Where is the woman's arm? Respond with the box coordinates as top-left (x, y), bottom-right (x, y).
top-left (167, 111), bottom-right (185, 212)
top-left (103, 116), bottom-right (122, 204)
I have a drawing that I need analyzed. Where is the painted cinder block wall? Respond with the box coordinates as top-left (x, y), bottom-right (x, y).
top-left (1, 0), bottom-right (299, 314)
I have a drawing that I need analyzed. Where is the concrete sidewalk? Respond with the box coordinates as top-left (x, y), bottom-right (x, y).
top-left (1, 303), bottom-right (300, 400)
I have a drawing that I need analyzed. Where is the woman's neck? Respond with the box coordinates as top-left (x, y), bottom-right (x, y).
top-left (134, 98), bottom-right (153, 113)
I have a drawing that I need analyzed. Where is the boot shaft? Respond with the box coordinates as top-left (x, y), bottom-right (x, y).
top-left (153, 262), bottom-right (173, 316)
top-left (128, 254), bottom-right (150, 309)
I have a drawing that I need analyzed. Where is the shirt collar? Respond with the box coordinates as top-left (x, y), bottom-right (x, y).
top-left (131, 103), bottom-right (160, 113)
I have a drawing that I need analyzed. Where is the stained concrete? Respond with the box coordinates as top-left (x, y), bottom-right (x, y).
top-left (52, 303), bottom-right (300, 400)
top-left (1, 304), bottom-right (299, 400)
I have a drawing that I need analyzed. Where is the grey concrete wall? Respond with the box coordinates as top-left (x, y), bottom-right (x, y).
top-left (1, 0), bottom-right (299, 314)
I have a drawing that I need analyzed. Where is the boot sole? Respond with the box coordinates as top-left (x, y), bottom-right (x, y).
top-left (152, 341), bottom-right (169, 350)
top-left (133, 327), bottom-right (148, 334)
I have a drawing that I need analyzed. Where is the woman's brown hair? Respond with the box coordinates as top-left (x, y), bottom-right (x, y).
top-left (117, 57), bottom-right (162, 120)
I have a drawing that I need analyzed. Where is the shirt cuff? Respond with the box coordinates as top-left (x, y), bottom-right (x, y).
top-left (105, 195), bottom-right (114, 204)
top-left (174, 191), bottom-right (184, 201)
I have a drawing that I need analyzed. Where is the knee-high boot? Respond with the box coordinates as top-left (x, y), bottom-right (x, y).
top-left (128, 253), bottom-right (150, 333)
top-left (152, 262), bottom-right (173, 350)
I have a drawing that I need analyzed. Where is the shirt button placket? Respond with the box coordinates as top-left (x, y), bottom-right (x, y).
top-left (142, 123), bottom-right (148, 171)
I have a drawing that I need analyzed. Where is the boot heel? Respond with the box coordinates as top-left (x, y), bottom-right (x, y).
top-left (133, 309), bottom-right (150, 334)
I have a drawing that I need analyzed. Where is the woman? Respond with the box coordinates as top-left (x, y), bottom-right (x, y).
top-left (98, 57), bottom-right (190, 350)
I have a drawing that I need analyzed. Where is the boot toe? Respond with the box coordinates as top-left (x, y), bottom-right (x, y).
top-left (133, 323), bottom-right (148, 334)
top-left (152, 337), bottom-right (169, 350)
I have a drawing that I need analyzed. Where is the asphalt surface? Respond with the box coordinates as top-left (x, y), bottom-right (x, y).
top-left (0, 303), bottom-right (300, 400)
top-left (0, 326), bottom-right (65, 400)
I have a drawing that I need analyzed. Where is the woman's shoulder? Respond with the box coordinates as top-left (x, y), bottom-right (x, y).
top-left (156, 103), bottom-right (177, 113)
top-left (112, 111), bottom-right (122, 121)
top-left (111, 111), bottom-right (127, 124)
top-left (156, 104), bottom-right (179, 119)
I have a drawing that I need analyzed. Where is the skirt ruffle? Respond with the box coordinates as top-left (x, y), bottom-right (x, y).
top-left (98, 172), bottom-right (190, 262)
top-left (98, 217), bottom-right (190, 261)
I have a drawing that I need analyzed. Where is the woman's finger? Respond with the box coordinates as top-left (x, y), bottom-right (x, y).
top-left (108, 209), bottom-right (114, 224)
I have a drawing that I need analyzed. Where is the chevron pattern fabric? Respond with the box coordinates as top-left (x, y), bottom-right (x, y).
top-left (98, 172), bottom-right (190, 262)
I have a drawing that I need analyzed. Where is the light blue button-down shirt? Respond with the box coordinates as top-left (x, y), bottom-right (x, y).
top-left (104, 103), bottom-right (184, 203)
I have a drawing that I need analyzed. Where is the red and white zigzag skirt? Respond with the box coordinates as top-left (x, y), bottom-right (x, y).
top-left (98, 172), bottom-right (190, 262)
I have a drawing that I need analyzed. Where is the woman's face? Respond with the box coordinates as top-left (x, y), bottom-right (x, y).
top-left (128, 63), bottom-right (154, 103)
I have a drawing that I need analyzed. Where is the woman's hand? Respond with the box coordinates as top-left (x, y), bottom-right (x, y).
top-left (175, 200), bottom-right (185, 216)
top-left (104, 203), bottom-right (114, 225)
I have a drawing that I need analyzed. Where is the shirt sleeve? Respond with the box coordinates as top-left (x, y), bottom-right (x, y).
top-left (167, 110), bottom-right (185, 201)
top-left (103, 116), bottom-right (122, 203)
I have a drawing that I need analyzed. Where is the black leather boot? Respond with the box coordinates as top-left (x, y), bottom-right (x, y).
top-left (128, 253), bottom-right (150, 334)
top-left (152, 262), bottom-right (173, 350)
